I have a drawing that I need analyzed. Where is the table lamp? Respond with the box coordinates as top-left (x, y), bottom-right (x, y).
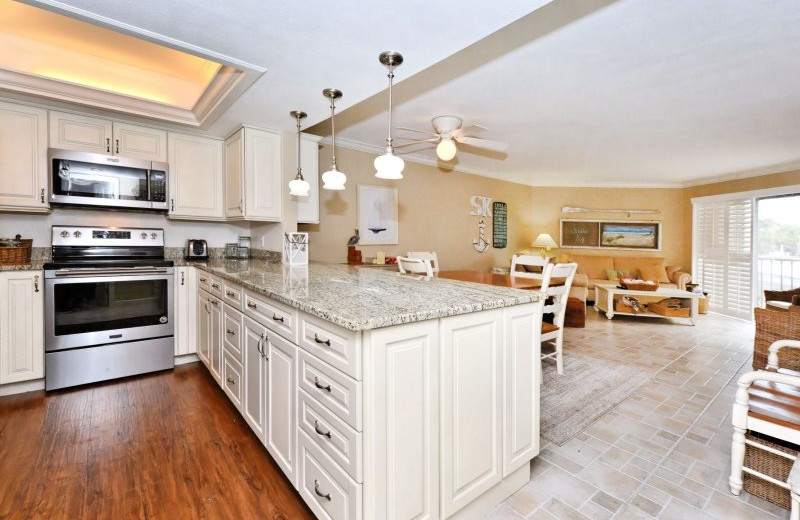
top-left (532, 233), bottom-right (557, 258)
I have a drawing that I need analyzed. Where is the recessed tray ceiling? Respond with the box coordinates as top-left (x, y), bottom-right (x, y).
top-left (0, 0), bottom-right (264, 126)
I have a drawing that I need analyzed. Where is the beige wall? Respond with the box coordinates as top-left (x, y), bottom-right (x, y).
top-left (300, 145), bottom-right (534, 271)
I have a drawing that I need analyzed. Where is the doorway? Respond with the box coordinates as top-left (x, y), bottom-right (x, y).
top-left (756, 194), bottom-right (800, 306)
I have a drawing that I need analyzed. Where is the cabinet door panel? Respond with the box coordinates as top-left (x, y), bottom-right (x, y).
top-left (113, 122), bottom-right (167, 162)
top-left (49, 111), bottom-right (112, 154)
top-left (363, 320), bottom-right (439, 520)
top-left (440, 310), bottom-right (502, 518)
top-left (197, 291), bottom-right (211, 366)
top-left (244, 128), bottom-right (281, 220)
top-left (267, 331), bottom-right (297, 484)
top-left (242, 316), bottom-right (267, 439)
top-left (0, 102), bottom-right (48, 210)
top-left (175, 267), bottom-right (197, 356)
top-left (0, 272), bottom-right (44, 384)
top-left (224, 129), bottom-right (244, 218)
top-left (168, 133), bottom-right (224, 219)
top-left (209, 296), bottom-right (223, 383)
top-left (296, 134), bottom-right (320, 224)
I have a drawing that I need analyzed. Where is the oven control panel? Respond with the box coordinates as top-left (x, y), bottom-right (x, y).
top-left (52, 226), bottom-right (164, 247)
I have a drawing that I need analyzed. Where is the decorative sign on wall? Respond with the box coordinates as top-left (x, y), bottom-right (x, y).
top-left (358, 185), bottom-right (399, 245)
top-left (470, 195), bottom-right (492, 253)
top-left (560, 219), bottom-right (662, 251)
top-left (492, 201), bottom-right (507, 249)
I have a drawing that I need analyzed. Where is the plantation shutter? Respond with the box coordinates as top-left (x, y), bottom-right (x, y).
top-left (692, 198), bottom-right (753, 320)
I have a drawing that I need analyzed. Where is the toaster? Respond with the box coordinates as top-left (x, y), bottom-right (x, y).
top-left (186, 239), bottom-right (208, 259)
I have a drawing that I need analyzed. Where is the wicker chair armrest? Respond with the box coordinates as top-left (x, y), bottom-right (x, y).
top-left (671, 270), bottom-right (691, 290)
top-left (767, 340), bottom-right (800, 370)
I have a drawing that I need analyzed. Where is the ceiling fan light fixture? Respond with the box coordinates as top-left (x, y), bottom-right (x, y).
top-left (436, 137), bottom-right (457, 161)
top-left (288, 110), bottom-right (310, 197)
top-left (374, 51), bottom-right (405, 180)
top-left (322, 88), bottom-right (346, 191)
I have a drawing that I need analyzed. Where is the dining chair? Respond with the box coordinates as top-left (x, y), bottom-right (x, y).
top-left (539, 262), bottom-right (578, 376)
top-left (511, 254), bottom-right (550, 279)
top-left (397, 256), bottom-right (434, 277)
top-left (407, 251), bottom-right (440, 273)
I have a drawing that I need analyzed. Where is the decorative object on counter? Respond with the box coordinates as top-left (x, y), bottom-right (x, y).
top-left (0, 234), bottom-right (32, 264)
top-left (492, 201), bottom-right (507, 248)
top-left (347, 228), bottom-right (360, 245)
top-left (283, 232), bottom-right (308, 265)
top-left (288, 110), bottom-right (311, 196)
top-left (347, 245), bottom-right (362, 265)
top-left (375, 251), bottom-right (386, 265)
top-left (532, 233), bottom-right (557, 257)
top-left (470, 195), bottom-right (492, 253)
top-left (358, 184), bottom-right (399, 245)
top-left (374, 51), bottom-right (405, 180)
top-left (282, 264), bottom-right (309, 298)
top-left (562, 206), bottom-right (660, 216)
top-left (321, 88), bottom-right (346, 190)
top-left (185, 239), bottom-right (208, 259)
top-left (560, 219), bottom-right (662, 251)
top-left (238, 236), bottom-right (252, 258)
top-left (225, 242), bottom-right (239, 259)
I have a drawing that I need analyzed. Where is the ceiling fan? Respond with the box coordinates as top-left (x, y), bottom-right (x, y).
top-left (394, 115), bottom-right (508, 161)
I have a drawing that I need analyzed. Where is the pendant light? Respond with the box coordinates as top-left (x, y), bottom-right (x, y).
top-left (321, 88), bottom-right (346, 190)
top-left (374, 51), bottom-right (405, 180)
top-left (288, 110), bottom-right (310, 197)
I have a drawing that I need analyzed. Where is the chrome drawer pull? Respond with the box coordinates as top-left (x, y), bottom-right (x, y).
top-left (211, 283), bottom-right (220, 289)
top-left (314, 480), bottom-right (331, 501)
top-left (226, 376), bottom-right (236, 384)
top-left (314, 334), bottom-right (331, 346)
top-left (314, 420), bottom-right (332, 439)
top-left (272, 314), bottom-right (285, 323)
top-left (247, 301), bottom-right (258, 309)
top-left (226, 290), bottom-right (236, 297)
top-left (211, 300), bottom-right (219, 306)
top-left (226, 329), bottom-right (236, 336)
top-left (313, 377), bottom-right (332, 392)
top-left (199, 277), bottom-right (207, 282)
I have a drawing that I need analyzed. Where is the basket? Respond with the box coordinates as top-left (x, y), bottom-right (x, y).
top-left (0, 235), bottom-right (32, 265)
top-left (648, 301), bottom-right (690, 318)
top-left (619, 279), bottom-right (659, 291)
top-left (743, 432), bottom-right (797, 510)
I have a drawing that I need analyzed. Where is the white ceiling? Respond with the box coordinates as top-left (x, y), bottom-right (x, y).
top-left (327, 0), bottom-right (800, 187)
top-left (20, 0), bottom-right (548, 136)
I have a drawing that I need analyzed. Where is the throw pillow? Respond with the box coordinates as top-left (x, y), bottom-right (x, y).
top-left (640, 264), bottom-right (670, 283)
top-left (605, 269), bottom-right (619, 282)
top-left (618, 268), bottom-right (639, 280)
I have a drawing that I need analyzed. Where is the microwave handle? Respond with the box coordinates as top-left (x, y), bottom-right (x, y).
top-left (147, 170), bottom-right (152, 202)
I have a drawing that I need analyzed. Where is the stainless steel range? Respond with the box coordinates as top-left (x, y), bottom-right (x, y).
top-left (44, 226), bottom-right (174, 390)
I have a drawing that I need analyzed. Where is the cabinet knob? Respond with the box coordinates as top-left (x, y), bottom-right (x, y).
top-left (313, 376), bottom-right (332, 393)
top-left (226, 376), bottom-right (236, 384)
top-left (272, 314), bottom-right (284, 323)
top-left (247, 301), bottom-right (257, 309)
top-left (313, 420), bottom-right (332, 439)
top-left (211, 283), bottom-right (220, 289)
top-left (226, 290), bottom-right (236, 297)
top-left (314, 334), bottom-right (331, 347)
top-left (314, 480), bottom-right (331, 501)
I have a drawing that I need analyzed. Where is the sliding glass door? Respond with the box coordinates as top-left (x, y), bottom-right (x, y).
top-left (756, 195), bottom-right (800, 306)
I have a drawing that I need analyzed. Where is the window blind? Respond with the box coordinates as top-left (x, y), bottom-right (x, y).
top-left (693, 198), bottom-right (753, 320)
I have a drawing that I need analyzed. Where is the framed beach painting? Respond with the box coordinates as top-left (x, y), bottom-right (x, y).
top-left (599, 221), bottom-right (661, 250)
top-left (357, 184), bottom-right (399, 245)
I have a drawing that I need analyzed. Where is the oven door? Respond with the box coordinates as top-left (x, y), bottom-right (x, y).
top-left (45, 268), bottom-right (174, 352)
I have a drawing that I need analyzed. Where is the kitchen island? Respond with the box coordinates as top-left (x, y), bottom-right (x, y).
top-left (182, 259), bottom-right (543, 520)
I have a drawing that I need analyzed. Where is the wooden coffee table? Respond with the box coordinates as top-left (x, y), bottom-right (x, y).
top-left (594, 283), bottom-right (701, 326)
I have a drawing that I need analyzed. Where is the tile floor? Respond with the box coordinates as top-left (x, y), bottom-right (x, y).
top-left (490, 309), bottom-right (788, 520)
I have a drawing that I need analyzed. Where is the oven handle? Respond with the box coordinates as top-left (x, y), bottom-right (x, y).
top-left (54, 268), bottom-right (171, 277)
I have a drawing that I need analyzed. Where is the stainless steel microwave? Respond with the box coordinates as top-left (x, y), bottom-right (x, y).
top-left (48, 149), bottom-right (168, 211)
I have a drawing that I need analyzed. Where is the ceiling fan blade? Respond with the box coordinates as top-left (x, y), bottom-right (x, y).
top-left (396, 126), bottom-right (440, 137)
top-left (452, 124), bottom-right (487, 138)
top-left (456, 136), bottom-right (508, 152)
top-left (394, 138), bottom-right (439, 149)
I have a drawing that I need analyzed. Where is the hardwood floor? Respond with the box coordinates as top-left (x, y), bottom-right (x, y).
top-left (0, 362), bottom-right (313, 520)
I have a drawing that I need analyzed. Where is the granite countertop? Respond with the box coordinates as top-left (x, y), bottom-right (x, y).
top-left (0, 261), bottom-right (45, 271)
top-left (182, 259), bottom-right (542, 331)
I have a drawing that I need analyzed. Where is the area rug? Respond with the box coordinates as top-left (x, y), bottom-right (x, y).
top-left (540, 352), bottom-right (653, 446)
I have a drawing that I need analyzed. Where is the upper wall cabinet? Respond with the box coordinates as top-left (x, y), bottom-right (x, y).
top-left (225, 126), bottom-right (282, 221)
top-left (297, 134), bottom-right (321, 224)
top-left (49, 111), bottom-right (167, 162)
top-left (0, 101), bottom-right (48, 212)
top-left (168, 132), bottom-right (225, 220)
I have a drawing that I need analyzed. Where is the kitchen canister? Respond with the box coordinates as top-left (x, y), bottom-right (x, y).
top-left (283, 232), bottom-right (308, 265)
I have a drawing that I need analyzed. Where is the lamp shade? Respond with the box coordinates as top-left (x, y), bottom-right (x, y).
top-left (374, 151), bottom-right (404, 179)
top-left (532, 233), bottom-right (557, 248)
top-left (322, 166), bottom-right (346, 190)
top-left (288, 177), bottom-right (310, 197)
top-left (436, 138), bottom-right (457, 161)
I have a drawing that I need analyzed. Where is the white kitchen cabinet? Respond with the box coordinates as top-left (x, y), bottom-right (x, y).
top-left (266, 331), bottom-right (298, 485)
top-left (440, 311), bottom-right (503, 518)
top-left (0, 271), bottom-right (44, 384)
top-left (174, 267), bottom-right (197, 356)
top-left (362, 320), bottom-right (439, 520)
top-left (0, 101), bottom-right (48, 212)
top-left (112, 122), bottom-right (167, 162)
top-left (208, 293), bottom-right (223, 383)
top-left (242, 315), bottom-right (267, 439)
top-left (197, 290), bottom-right (211, 367)
top-left (168, 132), bottom-right (225, 220)
top-left (49, 111), bottom-right (113, 154)
top-left (224, 126), bottom-right (282, 221)
top-left (296, 133), bottom-right (321, 224)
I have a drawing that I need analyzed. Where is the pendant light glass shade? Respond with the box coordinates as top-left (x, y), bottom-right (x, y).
top-left (374, 51), bottom-right (405, 180)
top-left (436, 137), bottom-right (457, 161)
top-left (322, 88), bottom-right (346, 191)
top-left (288, 110), bottom-right (310, 197)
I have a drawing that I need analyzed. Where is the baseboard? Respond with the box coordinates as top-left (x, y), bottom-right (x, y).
top-left (0, 379), bottom-right (45, 397)
top-left (175, 353), bottom-right (199, 365)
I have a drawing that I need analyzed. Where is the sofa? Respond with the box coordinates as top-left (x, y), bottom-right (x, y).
top-left (558, 253), bottom-right (692, 303)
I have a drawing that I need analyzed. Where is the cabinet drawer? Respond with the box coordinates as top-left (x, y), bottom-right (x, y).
top-left (299, 389), bottom-right (362, 482)
top-left (199, 274), bottom-right (223, 297)
top-left (223, 281), bottom-right (243, 309)
top-left (244, 290), bottom-right (298, 343)
top-left (299, 315), bottom-right (361, 380)
top-left (223, 306), bottom-right (243, 363)
top-left (223, 352), bottom-right (243, 411)
top-left (299, 350), bottom-right (362, 431)
top-left (299, 430), bottom-right (362, 520)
